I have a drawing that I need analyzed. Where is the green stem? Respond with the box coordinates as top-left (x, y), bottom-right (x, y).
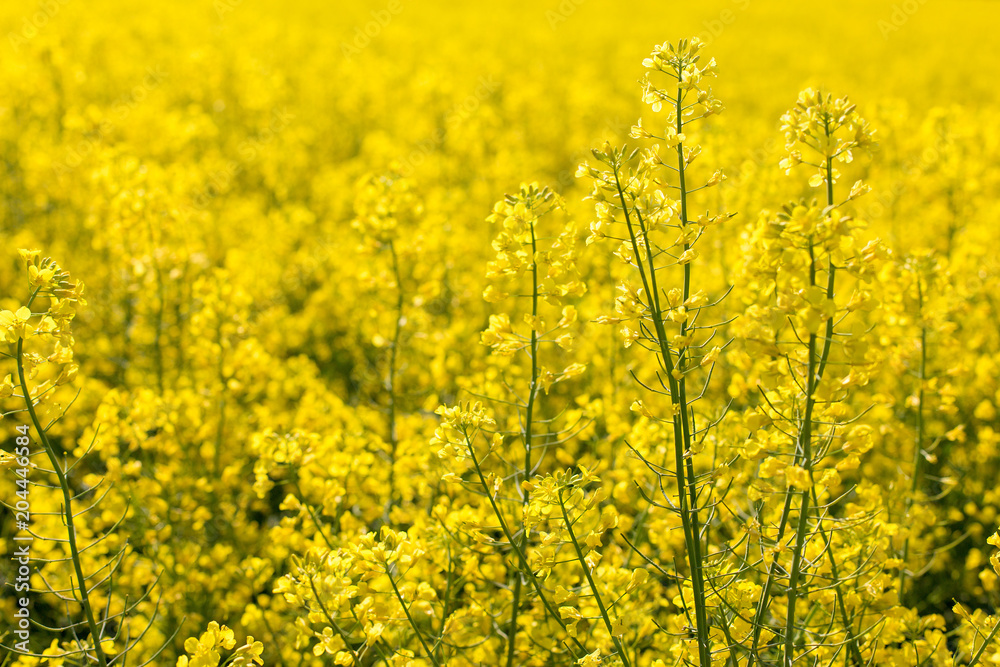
top-left (214, 318), bottom-right (227, 477)
top-left (900, 278), bottom-right (926, 605)
top-left (674, 78), bottom-right (712, 667)
top-left (308, 576), bottom-right (361, 666)
top-left (16, 334), bottom-right (108, 667)
top-left (613, 157), bottom-right (710, 667)
top-left (296, 480), bottom-right (336, 550)
top-left (386, 567), bottom-right (442, 667)
top-left (465, 428), bottom-right (586, 658)
top-left (782, 333), bottom-right (816, 666)
top-left (817, 152), bottom-right (837, 379)
top-left (810, 486), bottom-right (865, 667)
top-left (558, 490), bottom-right (631, 667)
top-left (748, 490), bottom-right (797, 665)
top-left (781, 124), bottom-right (839, 666)
top-left (967, 615), bottom-right (1000, 667)
top-left (385, 241), bottom-right (404, 517)
top-left (507, 214), bottom-right (539, 667)
top-left (783, 216), bottom-right (842, 665)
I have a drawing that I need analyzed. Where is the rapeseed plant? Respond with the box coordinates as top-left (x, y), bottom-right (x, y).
top-left (0, 252), bottom-right (175, 666)
top-left (580, 36), bottom-right (731, 667)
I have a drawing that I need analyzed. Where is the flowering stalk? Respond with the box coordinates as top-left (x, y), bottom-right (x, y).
top-left (480, 184), bottom-right (586, 662)
top-left (741, 89), bottom-right (878, 666)
top-left (428, 184), bottom-right (589, 662)
top-left (581, 37), bottom-right (728, 667)
top-left (386, 238), bottom-right (404, 514)
top-left (1, 251), bottom-right (183, 666)
top-left (4, 254), bottom-right (109, 667)
top-left (505, 199), bottom-right (540, 667)
top-left (459, 419), bottom-right (586, 657)
top-left (898, 268), bottom-right (927, 605)
top-left (351, 171), bottom-right (421, 518)
top-left (779, 92), bottom-right (875, 667)
top-left (891, 251), bottom-right (957, 611)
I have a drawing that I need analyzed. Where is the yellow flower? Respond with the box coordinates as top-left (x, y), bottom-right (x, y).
top-left (0, 307), bottom-right (32, 341)
top-left (785, 465), bottom-right (811, 490)
top-left (759, 457), bottom-right (786, 479)
top-left (17, 249), bottom-right (41, 265)
top-left (0, 374), bottom-right (14, 399)
top-left (28, 264), bottom-right (55, 287)
top-left (559, 606), bottom-right (582, 637)
top-left (182, 622), bottom-right (237, 667)
top-left (631, 399), bottom-right (654, 419)
top-left (230, 637), bottom-right (264, 666)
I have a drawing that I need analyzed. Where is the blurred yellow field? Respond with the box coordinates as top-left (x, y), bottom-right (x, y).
top-left (1, 1), bottom-right (999, 665)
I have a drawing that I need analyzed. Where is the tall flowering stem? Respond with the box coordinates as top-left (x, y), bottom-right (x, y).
top-left (740, 89), bottom-right (880, 666)
top-left (581, 37), bottom-right (729, 667)
top-left (352, 171), bottom-right (423, 517)
top-left (1, 251), bottom-right (176, 665)
top-left (438, 183), bottom-right (587, 663)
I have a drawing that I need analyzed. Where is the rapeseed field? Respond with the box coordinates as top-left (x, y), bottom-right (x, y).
top-left (1, 1), bottom-right (999, 665)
